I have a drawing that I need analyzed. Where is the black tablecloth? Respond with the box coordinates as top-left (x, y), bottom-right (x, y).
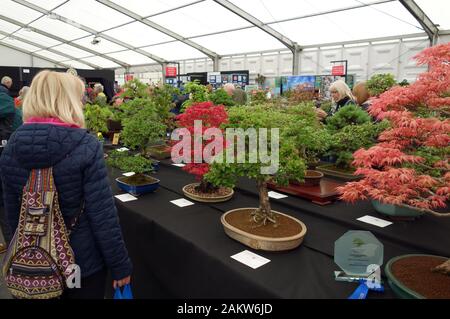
top-left (108, 162), bottom-right (450, 299)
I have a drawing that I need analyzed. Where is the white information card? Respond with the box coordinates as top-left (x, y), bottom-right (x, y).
top-left (115, 194), bottom-right (138, 202)
top-left (357, 215), bottom-right (393, 228)
top-left (172, 164), bottom-right (186, 167)
top-left (268, 191), bottom-right (288, 199)
top-left (170, 199), bottom-right (194, 207)
top-left (231, 250), bottom-right (271, 269)
top-left (123, 172), bottom-right (136, 177)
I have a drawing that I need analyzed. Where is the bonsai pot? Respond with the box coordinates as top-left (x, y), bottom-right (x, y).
top-left (291, 170), bottom-right (323, 187)
top-left (146, 144), bottom-right (172, 160)
top-left (116, 174), bottom-right (160, 196)
top-left (221, 208), bottom-right (307, 251)
top-left (182, 183), bottom-right (234, 203)
top-left (372, 200), bottom-right (425, 218)
top-left (316, 164), bottom-right (362, 181)
top-left (385, 255), bottom-right (450, 299)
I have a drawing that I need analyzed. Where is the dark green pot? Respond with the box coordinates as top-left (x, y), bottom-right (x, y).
top-left (372, 200), bottom-right (424, 218)
top-left (385, 254), bottom-right (447, 299)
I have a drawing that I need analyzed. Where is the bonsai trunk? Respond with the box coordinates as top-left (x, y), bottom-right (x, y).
top-left (196, 178), bottom-right (217, 194)
top-left (252, 180), bottom-right (277, 226)
top-left (433, 259), bottom-right (450, 276)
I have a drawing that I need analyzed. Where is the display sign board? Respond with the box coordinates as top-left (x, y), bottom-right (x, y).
top-left (124, 73), bottom-right (134, 82)
top-left (165, 67), bottom-right (177, 77)
top-left (332, 65), bottom-right (345, 76)
top-left (334, 231), bottom-right (383, 277)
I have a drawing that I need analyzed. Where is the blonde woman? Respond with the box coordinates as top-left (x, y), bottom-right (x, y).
top-left (328, 80), bottom-right (356, 116)
top-left (0, 71), bottom-right (132, 299)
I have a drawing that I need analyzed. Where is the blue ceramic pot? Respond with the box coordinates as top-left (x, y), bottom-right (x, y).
top-left (116, 175), bottom-right (160, 196)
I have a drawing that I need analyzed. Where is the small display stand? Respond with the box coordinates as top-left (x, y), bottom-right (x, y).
top-left (267, 178), bottom-right (344, 205)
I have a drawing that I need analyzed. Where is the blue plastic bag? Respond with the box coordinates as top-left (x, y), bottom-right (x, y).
top-left (114, 284), bottom-right (133, 300)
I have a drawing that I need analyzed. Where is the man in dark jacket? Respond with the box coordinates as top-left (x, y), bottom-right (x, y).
top-left (0, 76), bottom-right (15, 253)
top-left (0, 124), bottom-right (132, 295)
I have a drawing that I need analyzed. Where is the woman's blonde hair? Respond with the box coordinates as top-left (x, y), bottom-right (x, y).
top-left (352, 81), bottom-right (370, 105)
top-left (23, 70), bottom-right (85, 128)
top-left (329, 80), bottom-right (355, 102)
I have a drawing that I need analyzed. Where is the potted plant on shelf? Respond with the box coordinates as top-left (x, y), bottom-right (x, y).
top-left (339, 43), bottom-right (450, 298)
top-left (120, 99), bottom-right (168, 162)
top-left (84, 103), bottom-right (113, 141)
top-left (107, 150), bottom-right (160, 196)
top-left (173, 101), bottom-right (234, 202)
top-left (205, 105), bottom-right (308, 251)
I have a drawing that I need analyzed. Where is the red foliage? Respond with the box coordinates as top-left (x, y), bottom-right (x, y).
top-left (339, 43), bottom-right (450, 214)
top-left (174, 102), bottom-right (228, 180)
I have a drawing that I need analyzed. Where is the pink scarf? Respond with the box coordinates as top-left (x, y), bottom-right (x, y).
top-left (25, 117), bottom-right (80, 128)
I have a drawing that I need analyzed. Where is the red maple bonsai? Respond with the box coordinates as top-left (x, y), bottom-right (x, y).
top-left (338, 43), bottom-right (450, 274)
top-left (174, 101), bottom-right (228, 193)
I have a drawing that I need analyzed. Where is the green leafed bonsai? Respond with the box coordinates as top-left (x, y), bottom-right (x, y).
top-left (181, 80), bottom-right (210, 111)
top-left (107, 150), bottom-right (155, 184)
top-left (120, 101), bottom-right (167, 154)
top-left (366, 73), bottom-right (397, 96)
top-left (209, 88), bottom-right (235, 107)
top-left (326, 104), bottom-right (372, 132)
top-left (327, 121), bottom-right (390, 170)
top-left (84, 103), bottom-right (113, 134)
top-left (205, 105), bottom-right (307, 226)
top-left (120, 78), bottom-right (149, 99)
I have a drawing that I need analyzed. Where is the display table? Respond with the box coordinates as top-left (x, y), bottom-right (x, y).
top-left (108, 162), bottom-right (450, 299)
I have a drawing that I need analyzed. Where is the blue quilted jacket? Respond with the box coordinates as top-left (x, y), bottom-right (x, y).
top-left (0, 124), bottom-right (132, 280)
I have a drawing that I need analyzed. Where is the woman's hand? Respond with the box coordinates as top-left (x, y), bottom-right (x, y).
top-left (113, 276), bottom-right (131, 289)
top-left (315, 108), bottom-right (328, 120)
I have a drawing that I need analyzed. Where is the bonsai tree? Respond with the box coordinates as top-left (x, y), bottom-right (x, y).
top-left (107, 150), bottom-right (155, 184)
top-left (287, 84), bottom-right (315, 106)
top-left (209, 88), bottom-right (235, 107)
top-left (326, 104), bottom-right (372, 132)
top-left (327, 121), bottom-right (389, 170)
top-left (120, 78), bottom-right (149, 100)
top-left (120, 101), bottom-right (167, 155)
top-left (366, 73), bottom-right (397, 96)
top-left (339, 43), bottom-right (450, 274)
top-left (181, 80), bottom-right (210, 111)
top-left (284, 103), bottom-right (331, 167)
top-left (174, 101), bottom-right (228, 194)
top-left (250, 90), bottom-right (268, 105)
top-left (84, 103), bottom-right (113, 135)
top-left (205, 105), bottom-right (306, 226)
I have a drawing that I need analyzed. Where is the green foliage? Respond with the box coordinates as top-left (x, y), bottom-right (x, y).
top-left (205, 105), bottom-right (308, 188)
top-left (120, 102), bottom-right (167, 152)
top-left (120, 79), bottom-right (149, 99)
top-left (250, 90), bottom-right (268, 105)
top-left (327, 121), bottom-right (390, 169)
top-left (320, 100), bottom-right (333, 114)
top-left (326, 104), bottom-right (371, 132)
top-left (181, 80), bottom-right (209, 111)
top-left (409, 146), bottom-right (450, 178)
top-left (209, 88), bottom-right (235, 107)
top-left (284, 102), bottom-right (321, 127)
top-left (107, 150), bottom-right (154, 175)
top-left (84, 103), bottom-right (113, 134)
top-left (367, 73), bottom-right (396, 96)
top-left (398, 79), bottom-right (410, 87)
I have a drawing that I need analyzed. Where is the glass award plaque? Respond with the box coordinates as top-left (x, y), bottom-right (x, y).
top-left (334, 231), bottom-right (383, 283)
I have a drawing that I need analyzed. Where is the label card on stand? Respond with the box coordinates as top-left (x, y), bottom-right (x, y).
top-left (268, 191), bottom-right (288, 199)
top-left (172, 164), bottom-right (186, 168)
top-left (123, 172), bottom-right (135, 177)
top-left (115, 194), bottom-right (138, 202)
top-left (170, 199), bottom-right (194, 207)
top-left (117, 147), bottom-right (129, 152)
top-left (112, 133), bottom-right (120, 145)
top-left (357, 216), bottom-right (392, 228)
top-left (231, 250), bottom-right (271, 269)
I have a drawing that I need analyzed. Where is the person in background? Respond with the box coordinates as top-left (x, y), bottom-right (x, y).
top-left (224, 83), bottom-right (247, 106)
top-left (352, 81), bottom-right (372, 112)
top-left (328, 80), bottom-right (356, 116)
top-left (14, 86), bottom-right (29, 108)
top-left (92, 83), bottom-right (107, 105)
top-left (0, 71), bottom-right (132, 298)
top-left (0, 76), bottom-right (15, 253)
